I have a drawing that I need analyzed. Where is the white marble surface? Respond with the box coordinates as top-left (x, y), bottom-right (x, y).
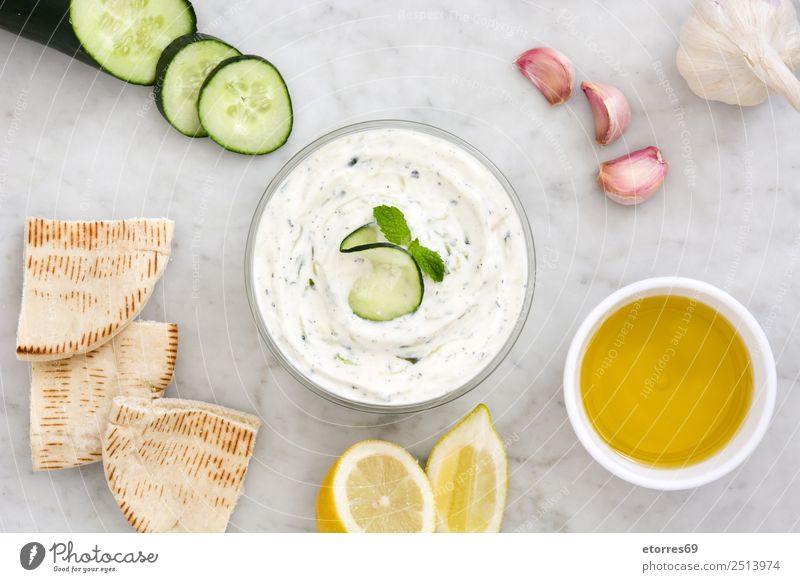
top-left (1, 0), bottom-right (799, 533)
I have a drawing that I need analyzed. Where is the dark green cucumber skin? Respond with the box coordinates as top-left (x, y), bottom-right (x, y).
top-left (0, 0), bottom-right (197, 85)
top-left (154, 33), bottom-right (239, 137)
top-left (71, 0), bottom-right (197, 86)
top-left (339, 223), bottom-right (377, 251)
top-left (198, 54), bottom-right (293, 155)
top-left (342, 241), bottom-right (425, 315)
top-left (0, 0), bottom-right (97, 69)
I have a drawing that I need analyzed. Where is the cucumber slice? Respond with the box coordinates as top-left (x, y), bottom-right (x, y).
top-left (154, 34), bottom-right (240, 137)
top-left (345, 243), bottom-right (424, 322)
top-left (197, 55), bottom-right (293, 155)
top-left (70, 0), bottom-right (197, 85)
top-left (339, 223), bottom-right (378, 251)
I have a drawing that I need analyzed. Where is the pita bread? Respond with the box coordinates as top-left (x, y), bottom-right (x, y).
top-left (103, 396), bottom-right (260, 533)
top-left (16, 218), bottom-right (174, 362)
top-left (30, 322), bottom-right (178, 471)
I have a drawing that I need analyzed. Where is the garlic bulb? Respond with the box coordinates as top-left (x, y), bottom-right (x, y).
top-left (677, 0), bottom-right (800, 110)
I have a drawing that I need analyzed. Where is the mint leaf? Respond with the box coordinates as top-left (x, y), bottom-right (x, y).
top-left (373, 205), bottom-right (411, 246)
top-left (409, 239), bottom-right (445, 282)
top-left (369, 205), bottom-right (446, 283)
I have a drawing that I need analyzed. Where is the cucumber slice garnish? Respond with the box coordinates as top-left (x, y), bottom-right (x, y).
top-left (344, 243), bottom-right (424, 322)
top-left (197, 55), bottom-right (293, 155)
top-left (70, 0), bottom-right (197, 85)
top-left (339, 223), bottom-right (378, 251)
top-left (154, 33), bottom-right (240, 137)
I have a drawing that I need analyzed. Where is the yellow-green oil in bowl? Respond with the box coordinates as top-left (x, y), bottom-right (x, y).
top-left (580, 295), bottom-right (753, 468)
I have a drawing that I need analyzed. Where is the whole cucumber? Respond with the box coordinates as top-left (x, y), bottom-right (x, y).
top-left (0, 0), bottom-right (99, 69)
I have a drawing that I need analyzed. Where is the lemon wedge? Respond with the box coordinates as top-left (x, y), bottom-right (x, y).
top-left (426, 404), bottom-right (508, 532)
top-left (316, 440), bottom-right (435, 533)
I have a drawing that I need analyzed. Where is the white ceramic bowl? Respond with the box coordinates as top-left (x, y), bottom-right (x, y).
top-left (564, 277), bottom-right (776, 490)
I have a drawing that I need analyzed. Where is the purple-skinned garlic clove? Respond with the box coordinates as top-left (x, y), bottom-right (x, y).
top-left (514, 47), bottom-right (574, 106)
top-left (598, 146), bottom-right (668, 205)
top-left (581, 80), bottom-right (631, 146)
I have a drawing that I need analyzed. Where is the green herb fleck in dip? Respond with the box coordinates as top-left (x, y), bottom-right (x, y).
top-left (252, 127), bottom-right (529, 406)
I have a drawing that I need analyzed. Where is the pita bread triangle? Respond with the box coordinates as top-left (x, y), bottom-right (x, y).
top-left (16, 218), bottom-right (174, 362)
top-left (30, 321), bottom-right (178, 471)
top-left (103, 396), bottom-right (261, 533)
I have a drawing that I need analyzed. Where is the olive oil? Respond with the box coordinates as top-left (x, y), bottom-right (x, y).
top-left (581, 295), bottom-right (753, 467)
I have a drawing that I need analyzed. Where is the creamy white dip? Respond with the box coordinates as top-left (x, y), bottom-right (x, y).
top-left (252, 126), bottom-right (529, 406)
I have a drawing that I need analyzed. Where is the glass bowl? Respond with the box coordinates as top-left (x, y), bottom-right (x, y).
top-left (244, 119), bottom-right (536, 413)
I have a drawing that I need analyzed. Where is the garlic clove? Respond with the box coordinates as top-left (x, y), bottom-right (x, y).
top-left (597, 146), bottom-right (668, 205)
top-left (581, 81), bottom-right (631, 146)
top-left (514, 47), bottom-right (574, 105)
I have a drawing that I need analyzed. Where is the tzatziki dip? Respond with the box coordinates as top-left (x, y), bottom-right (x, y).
top-left (251, 124), bottom-right (530, 407)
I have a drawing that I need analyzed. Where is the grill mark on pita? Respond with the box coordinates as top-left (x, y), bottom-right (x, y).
top-left (26, 218), bottom-right (173, 251)
top-left (17, 218), bottom-right (174, 362)
top-left (102, 398), bottom-right (259, 532)
top-left (30, 322), bottom-right (176, 471)
top-left (193, 452), bottom-right (206, 478)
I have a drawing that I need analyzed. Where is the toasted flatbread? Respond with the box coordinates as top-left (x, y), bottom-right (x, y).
top-left (30, 322), bottom-right (178, 471)
top-left (103, 397), bottom-right (260, 533)
top-left (16, 218), bottom-right (174, 362)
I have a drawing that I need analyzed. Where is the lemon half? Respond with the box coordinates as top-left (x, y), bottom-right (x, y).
top-left (426, 404), bottom-right (508, 532)
top-left (316, 440), bottom-right (435, 533)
